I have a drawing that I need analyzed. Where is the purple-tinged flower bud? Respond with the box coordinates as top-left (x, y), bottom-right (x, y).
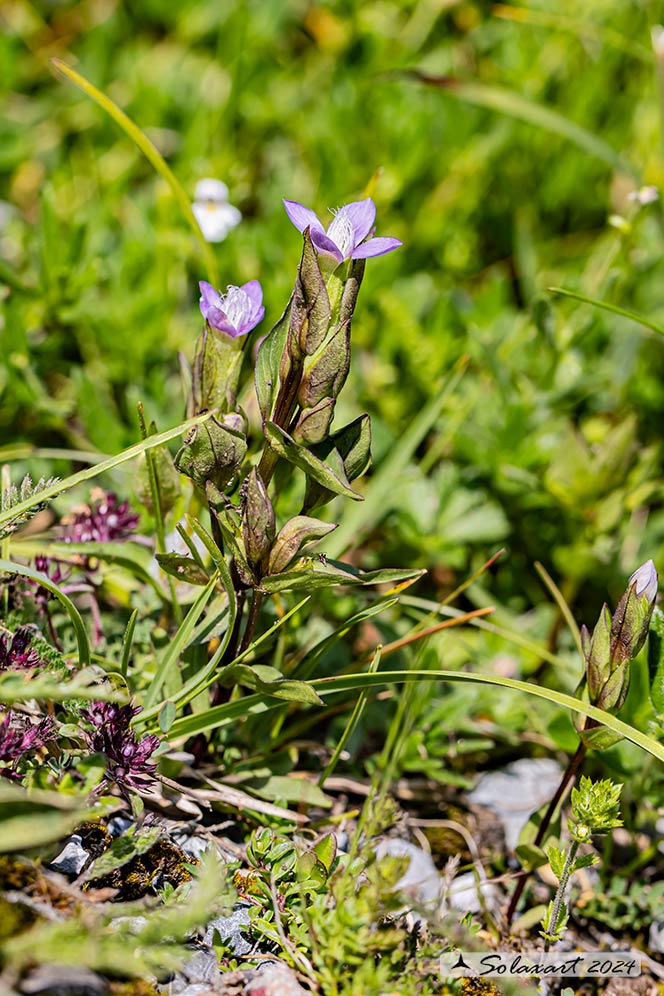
top-left (580, 560), bottom-right (659, 729)
top-left (242, 468), bottom-right (276, 577)
top-left (199, 281), bottom-right (264, 338)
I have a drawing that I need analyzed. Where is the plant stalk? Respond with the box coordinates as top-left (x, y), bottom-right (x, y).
top-left (544, 839), bottom-right (579, 952)
top-left (507, 739), bottom-right (587, 924)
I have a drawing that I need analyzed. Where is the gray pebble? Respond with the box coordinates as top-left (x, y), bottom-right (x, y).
top-left (375, 838), bottom-right (442, 910)
top-left (203, 902), bottom-right (253, 956)
top-left (468, 758), bottom-right (562, 850)
top-left (47, 836), bottom-right (90, 877)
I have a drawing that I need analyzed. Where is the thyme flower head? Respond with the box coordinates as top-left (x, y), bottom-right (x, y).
top-left (0, 627), bottom-right (42, 671)
top-left (82, 701), bottom-right (161, 792)
top-left (0, 710), bottom-right (55, 780)
top-left (60, 489), bottom-right (139, 544)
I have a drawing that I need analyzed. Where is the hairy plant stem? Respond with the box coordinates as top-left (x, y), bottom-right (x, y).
top-left (507, 739), bottom-right (587, 924)
top-left (544, 839), bottom-right (579, 952)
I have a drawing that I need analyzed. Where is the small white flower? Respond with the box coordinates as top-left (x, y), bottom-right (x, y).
top-left (627, 185), bottom-right (659, 207)
top-left (653, 25), bottom-right (664, 60)
top-left (628, 559), bottom-right (658, 604)
top-left (192, 177), bottom-right (241, 243)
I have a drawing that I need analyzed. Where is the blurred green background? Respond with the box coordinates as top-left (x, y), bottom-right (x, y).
top-left (2, 0), bottom-right (664, 623)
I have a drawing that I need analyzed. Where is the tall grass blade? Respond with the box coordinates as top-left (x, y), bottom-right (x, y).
top-left (0, 559), bottom-right (90, 666)
top-left (549, 286), bottom-right (664, 337)
top-left (0, 412), bottom-right (213, 533)
top-left (142, 575), bottom-right (218, 710)
top-left (164, 669), bottom-right (664, 764)
top-left (50, 59), bottom-right (219, 287)
top-left (408, 73), bottom-right (635, 177)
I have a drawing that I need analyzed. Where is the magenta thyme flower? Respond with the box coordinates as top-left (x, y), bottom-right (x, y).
top-left (60, 489), bottom-right (139, 544)
top-left (0, 627), bottom-right (41, 671)
top-left (283, 197), bottom-right (402, 262)
top-left (0, 710), bottom-right (55, 780)
top-left (82, 701), bottom-right (161, 792)
top-left (199, 281), bottom-right (265, 338)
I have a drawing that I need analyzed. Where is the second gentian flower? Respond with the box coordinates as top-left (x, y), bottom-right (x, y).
top-left (199, 281), bottom-right (265, 338)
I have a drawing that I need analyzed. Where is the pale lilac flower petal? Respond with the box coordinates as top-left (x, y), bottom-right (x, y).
top-left (342, 198), bottom-right (376, 244)
top-left (628, 559), bottom-right (658, 604)
top-left (283, 200), bottom-right (325, 235)
top-left (351, 236), bottom-right (403, 259)
top-left (310, 228), bottom-right (345, 261)
top-left (241, 280), bottom-right (263, 308)
top-left (200, 281), bottom-right (265, 338)
top-left (199, 281), bottom-right (221, 313)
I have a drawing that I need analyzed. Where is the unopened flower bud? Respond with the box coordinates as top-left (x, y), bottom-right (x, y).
top-left (174, 415), bottom-right (247, 492)
top-left (242, 468), bottom-right (275, 576)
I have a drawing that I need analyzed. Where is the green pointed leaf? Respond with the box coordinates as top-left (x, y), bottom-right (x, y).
top-left (219, 663), bottom-right (323, 705)
top-left (268, 516), bottom-right (338, 576)
top-left (648, 607), bottom-right (664, 714)
top-left (264, 421), bottom-right (361, 500)
top-left (155, 552), bottom-right (210, 586)
top-left (514, 843), bottom-right (549, 873)
top-left (255, 299), bottom-right (292, 420)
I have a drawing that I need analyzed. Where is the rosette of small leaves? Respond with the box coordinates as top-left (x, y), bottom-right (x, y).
top-left (0, 474), bottom-right (59, 539)
top-left (541, 777), bottom-right (623, 947)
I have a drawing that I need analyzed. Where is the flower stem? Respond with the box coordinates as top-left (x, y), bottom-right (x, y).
top-left (239, 589), bottom-right (263, 655)
top-left (544, 840), bottom-right (579, 952)
top-left (507, 740), bottom-right (587, 924)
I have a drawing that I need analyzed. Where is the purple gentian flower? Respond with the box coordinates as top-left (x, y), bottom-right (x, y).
top-left (199, 281), bottom-right (265, 338)
top-left (82, 700), bottom-right (161, 793)
top-left (283, 197), bottom-right (402, 262)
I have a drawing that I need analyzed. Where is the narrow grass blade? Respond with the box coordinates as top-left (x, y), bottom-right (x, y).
top-left (0, 446), bottom-right (109, 464)
top-left (142, 575), bottom-right (218, 710)
top-left (50, 59), bottom-right (219, 287)
top-left (136, 519), bottom-right (240, 724)
top-left (0, 669), bottom-right (125, 704)
top-left (549, 287), bottom-right (664, 337)
top-left (326, 358), bottom-right (467, 557)
top-left (493, 5), bottom-right (652, 63)
top-left (137, 403), bottom-right (181, 622)
top-left (0, 559), bottom-right (90, 666)
top-left (318, 646), bottom-right (381, 789)
top-left (120, 609), bottom-right (139, 680)
top-left (408, 74), bottom-right (635, 178)
top-left (534, 561), bottom-right (582, 656)
top-left (162, 667), bottom-right (664, 765)
top-left (0, 412), bottom-right (213, 533)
